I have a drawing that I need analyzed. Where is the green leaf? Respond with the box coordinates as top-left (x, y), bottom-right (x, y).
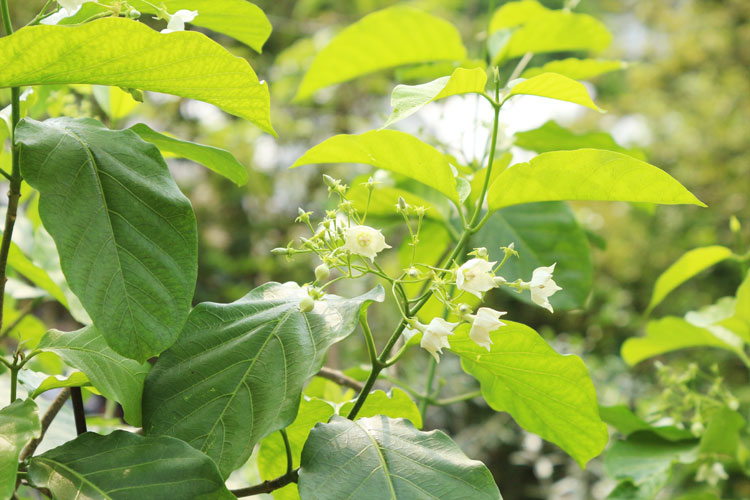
top-left (292, 130), bottom-right (460, 203)
top-left (298, 416), bottom-right (501, 500)
top-left (0, 18), bottom-right (273, 134)
top-left (514, 121), bottom-right (643, 159)
top-left (0, 399), bottom-right (41, 500)
top-left (347, 181), bottom-right (446, 222)
top-left (468, 153), bottom-right (513, 206)
top-left (621, 316), bottom-right (744, 366)
top-left (92, 85), bottom-right (140, 123)
top-left (296, 6), bottom-right (467, 100)
top-left (37, 326), bottom-right (151, 426)
top-left (699, 408), bottom-right (745, 459)
top-left (599, 405), bottom-right (695, 441)
top-left (646, 246), bottom-right (733, 313)
top-left (28, 430), bottom-right (234, 500)
top-left (128, 0), bottom-right (272, 52)
top-left (258, 398), bottom-right (335, 500)
top-left (30, 372), bottom-right (91, 399)
top-left (383, 67), bottom-right (487, 127)
top-left (720, 273), bottom-right (750, 341)
top-left (487, 149), bottom-right (705, 211)
top-left (507, 72), bottom-right (603, 112)
top-left (130, 123), bottom-right (248, 186)
top-left (472, 202), bottom-right (593, 310)
top-left (604, 433), bottom-right (698, 498)
top-left (489, 1), bottom-right (611, 62)
top-left (522, 58), bottom-right (627, 80)
top-left (17, 117), bottom-right (198, 362)
top-left (142, 283), bottom-right (384, 477)
top-left (7, 241), bottom-right (68, 307)
top-left (339, 388), bottom-right (423, 428)
top-left (450, 322), bottom-right (607, 468)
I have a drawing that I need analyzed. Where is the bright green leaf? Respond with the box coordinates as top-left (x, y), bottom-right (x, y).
top-left (468, 153), bottom-right (512, 206)
top-left (0, 18), bottom-right (274, 134)
top-left (339, 388), bottom-right (423, 428)
top-left (7, 241), bottom-right (68, 307)
top-left (292, 130), bottom-right (460, 203)
top-left (37, 327), bottom-right (151, 426)
top-left (383, 67), bottom-right (487, 127)
top-left (450, 322), bottom-right (608, 468)
top-left (142, 283), bottom-right (384, 478)
top-left (489, 1), bottom-right (611, 62)
top-left (507, 72), bottom-right (603, 112)
top-left (0, 399), bottom-right (41, 500)
top-left (28, 430), bottom-right (234, 500)
top-left (30, 372), bottom-right (91, 399)
top-left (296, 6), bottom-right (467, 100)
top-left (17, 117), bottom-right (198, 362)
top-left (621, 316), bottom-right (744, 366)
top-left (472, 202), bottom-right (593, 310)
top-left (514, 121), bottom-right (642, 159)
top-left (130, 123), bottom-right (248, 186)
top-left (92, 85), bottom-right (140, 124)
top-left (522, 58), bottom-right (627, 80)
top-left (699, 408), bottom-right (745, 459)
top-left (258, 398), bottom-right (335, 500)
top-left (298, 416), bottom-right (500, 500)
top-left (128, 0), bottom-right (272, 52)
top-left (599, 405), bottom-right (695, 441)
top-left (487, 149), bottom-right (705, 211)
top-left (647, 246), bottom-right (733, 313)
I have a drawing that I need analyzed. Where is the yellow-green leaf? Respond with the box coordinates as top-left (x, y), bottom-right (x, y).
top-left (0, 18), bottom-right (274, 134)
top-left (487, 149), bottom-right (705, 211)
top-left (292, 130), bottom-right (460, 203)
top-left (522, 58), bottom-right (627, 80)
top-left (507, 72), bottom-right (603, 112)
top-left (296, 6), bottom-right (467, 100)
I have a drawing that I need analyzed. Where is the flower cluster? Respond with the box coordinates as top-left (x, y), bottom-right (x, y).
top-left (274, 175), bottom-right (563, 362)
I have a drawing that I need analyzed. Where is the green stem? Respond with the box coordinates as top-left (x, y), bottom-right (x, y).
top-left (418, 358), bottom-right (437, 418)
top-left (433, 390), bottom-right (481, 406)
top-left (9, 363), bottom-right (17, 402)
top-left (25, 0), bottom-right (55, 26)
top-left (359, 311), bottom-right (378, 368)
top-left (280, 429), bottom-right (293, 475)
top-left (468, 97), bottom-right (501, 228)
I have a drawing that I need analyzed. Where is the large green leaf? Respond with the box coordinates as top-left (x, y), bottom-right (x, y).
top-left (383, 67), bottom-right (487, 127)
top-left (28, 430), bottom-right (234, 500)
top-left (298, 416), bottom-right (501, 500)
top-left (7, 240), bottom-right (68, 306)
top-left (699, 408), bottom-right (745, 459)
top-left (450, 322), bottom-right (608, 468)
top-left (128, 0), bottom-right (272, 52)
top-left (339, 388), bottom-right (423, 428)
top-left (30, 372), bottom-right (91, 399)
top-left (507, 72), bottom-right (603, 112)
top-left (292, 130), bottom-right (460, 203)
top-left (142, 283), bottom-right (384, 477)
top-left (37, 327), bottom-right (151, 426)
top-left (489, 1), bottom-right (611, 62)
top-left (130, 123), bottom-right (248, 186)
top-left (599, 405), bottom-right (694, 441)
top-left (472, 202), bottom-right (592, 310)
top-left (522, 58), bottom-right (627, 80)
top-left (0, 399), bottom-right (41, 500)
top-left (621, 316), bottom-right (745, 366)
top-left (258, 398), bottom-right (335, 500)
top-left (0, 18), bottom-right (273, 134)
top-left (296, 6), bottom-right (467, 100)
top-left (514, 120), bottom-right (642, 158)
top-left (17, 117), bottom-right (198, 362)
top-left (487, 149), bottom-right (705, 211)
top-left (646, 246), bottom-right (733, 313)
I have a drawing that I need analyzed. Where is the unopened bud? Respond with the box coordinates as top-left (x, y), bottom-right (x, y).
top-left (366, 176), bottom-right (377, 191)
top-left (397, 196), bottom-right (408, 212)
top-left (271, 247), bottom-right (290, 255)
top-left (126, 7), bottom-right (141, 18)
top-left (690, 421), bottom-right (704, 435)
top-left (315, 264), bottom-right (330, 282)
top-left (296, 208), bottom-right (312, 224)
top-left (299, 296), bottom-right (314, 312)
top-left (407, 267), bottom-right (419, 278)
top-left (323, 174), bottom-right (338, 189)
top-left (729, 215), bottom-right (741, 234)
top-left (458, 303), bottom-right (471, 314)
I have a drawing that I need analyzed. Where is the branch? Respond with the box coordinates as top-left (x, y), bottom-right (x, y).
top-left (316, 366), bottom-right (363, 392)
top-left (231, 469), bottom-right (299, 498)
top-left (20, 388), bottom-right (71, 461)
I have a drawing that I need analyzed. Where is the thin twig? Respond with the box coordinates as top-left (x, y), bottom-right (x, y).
top-left (231, 469), bottom-right (299, 497)
top-left (20, 388), bottom-right (71, 461)
top-left (70, 387), bottom-right (87, 435)
top-left (317, 366), bottom-right (364, 392)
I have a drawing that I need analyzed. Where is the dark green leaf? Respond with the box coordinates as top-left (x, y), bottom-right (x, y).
top-left (0, 399), bottom-right (41, 500)
top-left (473, 202), bottom-right (592, 310)
top-left (17, 117), bottom-right (198, 362)
top-left (142, 283), bottom-right (384, 477)
top-left (298, 416), bottom-right (501, 500)
top-left (28, 430), bottom-right (234, 500)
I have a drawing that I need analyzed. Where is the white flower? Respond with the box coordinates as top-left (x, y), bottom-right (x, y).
top-left (161, 9), bottom-right (198, 33)
top-left (468, 307), bottom-right (507, 351)
top-left (696, 462), bottom-right (728, 486)
top-left (57, 0), bottom-right (90, 15)
top-left (342, 225), bottom-right (391, 261)
top-left (526, 263), bottom-right (562, 313)
top-left (456, 258), bottom-right (497, 298)
top-left (420, 318), bottom-right (457, 362)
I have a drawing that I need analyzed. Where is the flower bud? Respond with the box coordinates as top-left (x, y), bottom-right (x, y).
top-left (730, 215), bottom-right (741, 234)
top-left (271, 247), bottom-right (290, 255)
top-left (690, 421), bottom-right (704, 435)
top-left (315, 264), bottom-right (330, 282)
top-left (397, 196), bottom-right (409, 213)
top-left (299, 296), bottom-right (314, 312)
top-left (407, 267), bottom-right (419, 279)
top-left (323, 174), bottom-right (338, 189)
top-left (458, 303), bottom-right (471, 314)
top-left (366, 176), bottom-right (377, 192)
